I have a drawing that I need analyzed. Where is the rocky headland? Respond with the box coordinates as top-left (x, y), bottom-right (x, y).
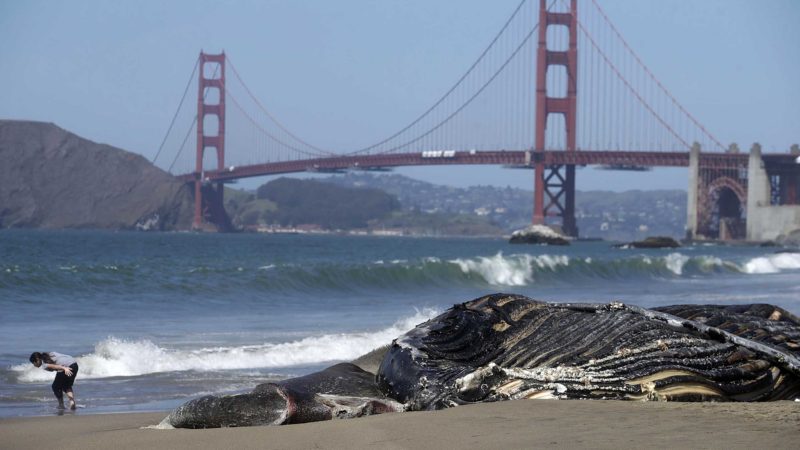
top-left (0, 120), bottom-right (193, 230)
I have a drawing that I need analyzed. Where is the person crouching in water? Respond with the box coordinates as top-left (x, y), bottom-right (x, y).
top-left (29, 352), bottom-right (79, 410)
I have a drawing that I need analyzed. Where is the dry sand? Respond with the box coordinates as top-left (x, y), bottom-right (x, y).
top-left (1, 399), bottom-right (798, 450)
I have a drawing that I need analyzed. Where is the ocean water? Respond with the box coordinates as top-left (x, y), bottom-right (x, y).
top-left (1, 229), bottom-right (798, 417)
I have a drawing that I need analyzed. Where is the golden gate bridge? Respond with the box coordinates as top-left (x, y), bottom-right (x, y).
top-left (152, 0), bottom-right (799, 240)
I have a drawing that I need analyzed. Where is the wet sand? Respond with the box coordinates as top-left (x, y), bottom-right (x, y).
top-left (2, 399), bottom-right (798, 450)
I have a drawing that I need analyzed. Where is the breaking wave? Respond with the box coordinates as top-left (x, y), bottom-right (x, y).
top-left (742, 252), bottom-right (800, 274)
top-left (11, 308), bottom-right (440, 382)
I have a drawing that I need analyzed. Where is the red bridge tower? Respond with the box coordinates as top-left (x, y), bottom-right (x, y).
top-left (533, 0), bottom-right (578, 237)
top-left (193, 51), bottom-right (230, 230)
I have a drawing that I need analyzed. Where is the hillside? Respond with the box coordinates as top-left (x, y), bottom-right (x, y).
top-left (225, 178), bottom-right (505, 236)
top-left (256, 178), bottom-right (400, 229)
top-left (0, 120), bottom-right (193, 230)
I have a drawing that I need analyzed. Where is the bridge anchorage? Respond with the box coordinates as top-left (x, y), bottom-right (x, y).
top-left (156, 0), bottom-right (799, 241)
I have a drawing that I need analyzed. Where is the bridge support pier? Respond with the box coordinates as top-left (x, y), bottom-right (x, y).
top-left (746, 144), bottom-right (769, 241)
top-left (534, 164), bottom-right (577, 236)
top-left (746, 143), bottom-right (800, 241)
top-left (195, 181), bottom-right (232, 232)
top-left (685, 143), bottom-right (700, 239)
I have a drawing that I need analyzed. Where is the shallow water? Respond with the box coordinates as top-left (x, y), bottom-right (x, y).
top-left (1, 229), bottom-right (798, 417)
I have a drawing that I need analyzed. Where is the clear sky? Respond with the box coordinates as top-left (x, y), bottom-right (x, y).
top-left (2, 0), bottom-right (798, 191)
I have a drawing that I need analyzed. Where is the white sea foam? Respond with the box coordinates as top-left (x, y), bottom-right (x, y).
top-left (449, 252), bottom-right (569, 286)
top-left (696, 256), bottom-right (733, 272)
top-left (532, 254), bottom-right (570, 270)
top-left (664, 253), bottom-right (690, 275)
top-left (11, 309), bottom-right (440, 382)
top-left (696, 256), bottom-right (722, 268)
top-left (371, 259), bottom-right (407, 266)
top-left (637, 253), bottom-right (728, 275)
top-left (743, 253), bottom-right (800, 274)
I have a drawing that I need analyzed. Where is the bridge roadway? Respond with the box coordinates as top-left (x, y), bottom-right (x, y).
top-left (177, 150), bottom-right (796, 183)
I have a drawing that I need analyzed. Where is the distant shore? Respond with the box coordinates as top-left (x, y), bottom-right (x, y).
top-left (2, 400), bottom-right (798, 450)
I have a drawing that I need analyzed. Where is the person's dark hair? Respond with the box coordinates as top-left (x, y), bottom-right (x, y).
top-left (29, 352), bottom-right (54, 365)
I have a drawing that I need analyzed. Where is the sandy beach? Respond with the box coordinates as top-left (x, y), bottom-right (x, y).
top-left (2, 399), bottom-right (797, 450)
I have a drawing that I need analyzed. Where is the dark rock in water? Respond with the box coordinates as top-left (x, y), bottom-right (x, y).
top-left (0, 120), bottom-right (194, 230)
top-left (165, 294), bottom-right (800, 429)
top-left (614, 236), bottom-right (680, 249)
top-left (509, 225), bottom-right (570, 245)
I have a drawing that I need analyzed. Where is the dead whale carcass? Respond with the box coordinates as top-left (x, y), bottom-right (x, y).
top-left (165, 294), bottom-right (800, 428)
top-left (377, 294), bottom-right (800, 409)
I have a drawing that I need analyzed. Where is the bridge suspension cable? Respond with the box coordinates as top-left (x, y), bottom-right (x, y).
top-left (587, 0), bottom-right (725, 152)
top-left (369, 19), bottom-right (542, 155)
top-left (225, 56), bottom-right (335, 157)
top-left (215, 0), bottom-right (545, 161)
top-left (576, 14), bottom-right (690, 150)
top-left (224, 85), bottom-right (334, 159)
top-left (570, 0), bottom-right (725, 153)
top-left (168, 117), bottom-right (196, 173)
top-left (345, 0), bottom-right (531, 156)
top-left (153, 56), bottom-right (199, 165)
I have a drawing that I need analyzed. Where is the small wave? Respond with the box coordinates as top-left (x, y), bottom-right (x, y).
top-left (0, 251), bottom-right (772, 293)
top-left (0, 252), bottom-right (759, 294)
top-left (638, 253), bottom-right (736, 276)
top-left (450, 253), bottom-right (569, 286)
top-left (10, 309), bottom-right (439, 382)
top-left (448, 251), bottom-right (740, 285)
top-left (0, 262), bottom-right (141, 292)
top-left (743, 253), bottom-right (800, 274)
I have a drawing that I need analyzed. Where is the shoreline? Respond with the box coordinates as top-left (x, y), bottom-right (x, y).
top-left (2, 400), bottom-right (798, 450)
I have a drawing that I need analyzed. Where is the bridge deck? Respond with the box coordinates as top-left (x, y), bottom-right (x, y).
top-left (178, 150), bottom-right (795, 183)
